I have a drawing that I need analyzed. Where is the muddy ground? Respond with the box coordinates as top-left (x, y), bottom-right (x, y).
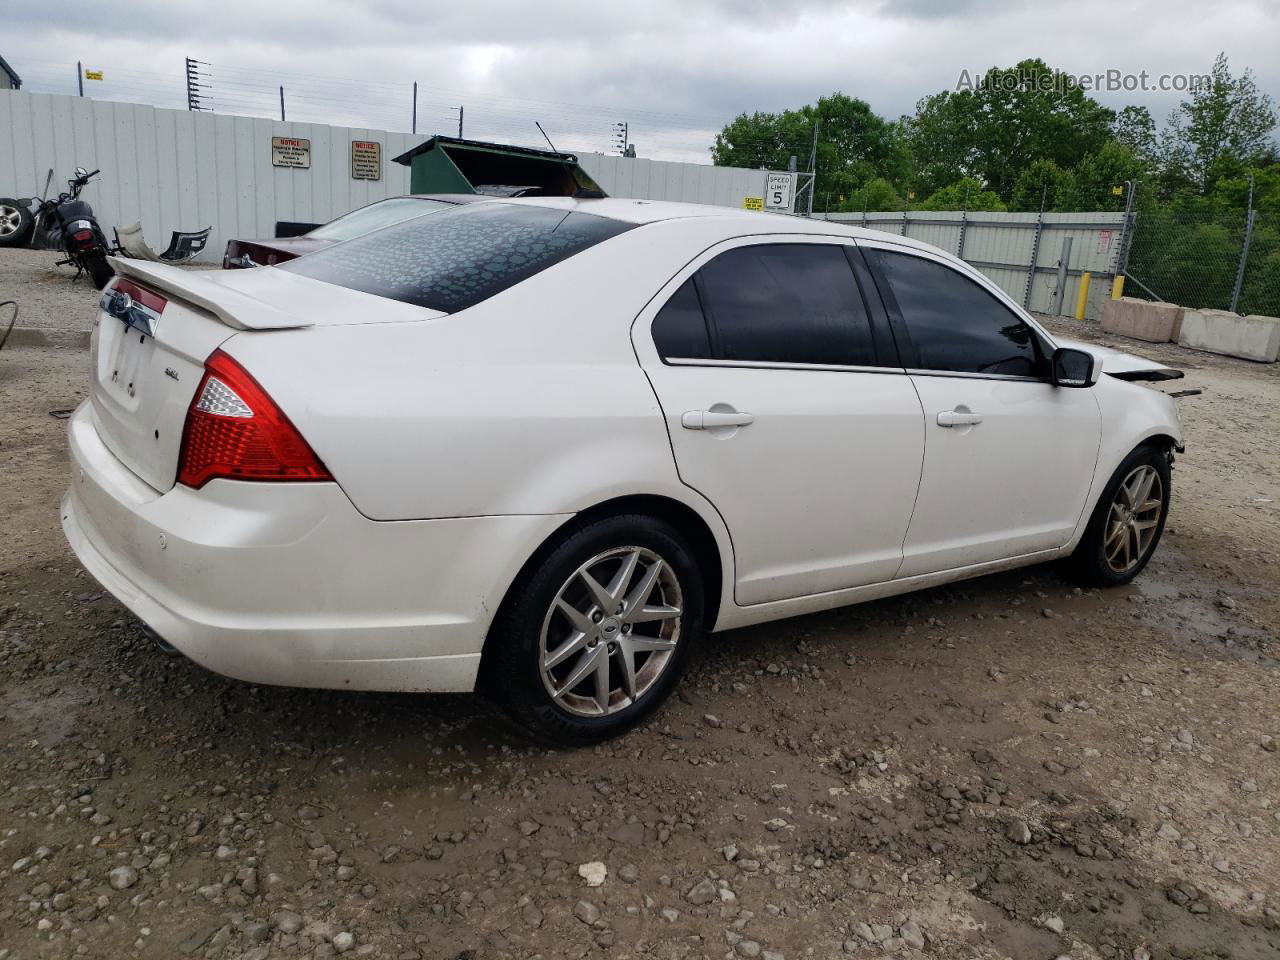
top-left (1, 251), bottom-right (1277, 960)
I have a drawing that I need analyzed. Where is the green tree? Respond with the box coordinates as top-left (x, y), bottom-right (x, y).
top-left (902, 58), bottom-right (1114, 200)
top-left (713, 93), bottom-right (910, 211)
top-left (1010, 158), bottom-right (1072, 212)
top-left (1208, 163), bottom-right (1280, 215)
top-left (915, 177), bottom-right (1006, 211)
top-left (838, 177), bottom-right (902, 213)
top-left (1112, 106), bottom-right (1159, 162)
top-left (1161, 53), bottom-right (1278, 188)
top-left (1061, 142), bottom-right (1147, 211)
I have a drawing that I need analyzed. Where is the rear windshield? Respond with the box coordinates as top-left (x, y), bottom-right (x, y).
top-left (281, 202), bottom-right (633, 313)
top-left (307, 197), bottom-right (452, 241)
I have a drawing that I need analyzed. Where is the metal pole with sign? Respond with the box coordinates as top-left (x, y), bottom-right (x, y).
top-left (763, 172), bottom-right (794, 214)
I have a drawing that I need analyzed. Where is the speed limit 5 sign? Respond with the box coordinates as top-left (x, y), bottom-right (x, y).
top-left (764, 173), bottom-right (794, 212)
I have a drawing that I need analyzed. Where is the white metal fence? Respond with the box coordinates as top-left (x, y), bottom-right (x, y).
top-left (817, 210), bottom-right (1129, 319)
top-left (579, 153), bottom-right (792, 211)
top-left (1, 91), bottom-right (793, 263)
top-left (1, 91), bottom-right (418, 263)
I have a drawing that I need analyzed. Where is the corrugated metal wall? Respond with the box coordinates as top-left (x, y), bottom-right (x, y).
top-left (1, 91), bottom-right (784, 262)
top-left (1, 91), bottom-right (418, 263)
top-left (818, 210), bottom-right (1129, 319)
top-left (578, 153), bottom-right (777, 209)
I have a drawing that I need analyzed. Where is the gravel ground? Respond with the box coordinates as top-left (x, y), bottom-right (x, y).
top-left (0, 250), bottom-right (215, 336)
top-left (0, 251), bottom-right (103, 333)
top-left (1, 251), bottom-right (1278, 960)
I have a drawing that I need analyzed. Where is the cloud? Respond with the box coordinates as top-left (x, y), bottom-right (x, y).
top-left (4, 0), bottom-right (1276, 162)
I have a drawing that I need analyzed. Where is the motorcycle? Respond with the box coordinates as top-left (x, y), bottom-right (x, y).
top-left (0, 167), bottom-right (114, 289)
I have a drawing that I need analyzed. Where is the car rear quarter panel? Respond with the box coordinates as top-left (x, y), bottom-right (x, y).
top-left (219, 219), bottom-right (747, 525)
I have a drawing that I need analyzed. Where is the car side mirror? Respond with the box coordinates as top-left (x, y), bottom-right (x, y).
top-left (1050, 347), bottom-right (1097, 388)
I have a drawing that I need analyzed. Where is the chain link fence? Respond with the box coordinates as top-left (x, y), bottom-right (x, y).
top-left (822, 192), bottom-right (1279, 321)
top-left (1124, 207), bottom-right (1278, 318)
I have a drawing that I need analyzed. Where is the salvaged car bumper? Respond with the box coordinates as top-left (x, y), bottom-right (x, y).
top-left (61, 402), bottom-right (567, 692)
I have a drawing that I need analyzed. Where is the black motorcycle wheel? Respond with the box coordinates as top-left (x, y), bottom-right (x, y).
top-left (82, 249), bottom-right (114, 289)
top-left (0, 199), bottom-right (33, 247)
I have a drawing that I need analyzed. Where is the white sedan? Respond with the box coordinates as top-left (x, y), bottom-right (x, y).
top-left (62, 198), bottom-right (1184, 743)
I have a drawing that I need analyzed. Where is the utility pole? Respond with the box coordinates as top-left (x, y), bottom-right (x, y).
top-left (613, 121), bottom-right (629, 156)
top-left (279, 86), bottom-right (285, 122)
top-left (450, 105), bottom-right (464, 138)
top-left (77, 61), bottom-right (84, 97)
top-left (411, 82), bottom-right (418, 135)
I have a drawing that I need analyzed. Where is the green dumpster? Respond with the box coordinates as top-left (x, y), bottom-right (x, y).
top-left (391, 136), bottom-right (606, 198)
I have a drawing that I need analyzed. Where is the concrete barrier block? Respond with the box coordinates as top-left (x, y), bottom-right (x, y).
top-left (1100, 297), bottom-right (1185, 343)
top-left (1177, 310), bottom-right (1280, 363)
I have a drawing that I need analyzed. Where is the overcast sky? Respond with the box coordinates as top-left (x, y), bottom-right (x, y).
top-left (6, 0), bottom-right (1278, 162)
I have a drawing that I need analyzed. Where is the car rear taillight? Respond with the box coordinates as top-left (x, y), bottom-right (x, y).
top-left (177, 349), bottom-right (332, 488)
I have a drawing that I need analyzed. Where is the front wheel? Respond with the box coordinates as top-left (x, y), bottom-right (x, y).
top-left (482, 514), bottom-right (704, 746)
top-left (81, 248), bottom-right (114, 289)
top-left (1069, 444), bottom-right (1171, 586)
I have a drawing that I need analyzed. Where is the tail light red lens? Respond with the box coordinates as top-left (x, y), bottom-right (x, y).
top-left (73, 229), bottom-right (94, 246)
top-left (177, 349), bottom-right (332, 488)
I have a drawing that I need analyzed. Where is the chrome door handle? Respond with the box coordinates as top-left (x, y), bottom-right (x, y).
top-left (937, 410), bottom-right (984, 427)
top-left (682, 410), bottom-right (755, 430)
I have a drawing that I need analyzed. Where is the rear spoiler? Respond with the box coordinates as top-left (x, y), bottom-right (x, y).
top-left (108, 257), bottom-right (312, 331)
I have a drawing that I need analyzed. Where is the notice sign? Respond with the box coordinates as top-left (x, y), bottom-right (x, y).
top-left (272, 137), bottom-right (311, 169)
top-left (742, 196), bottom-right (764, 211)
top-left (350, 140), bottom-right (382, 181)
top-left (764, 172), bottom-right (794, 212)
top-left (1097, 229), bottom-right (1113, 254)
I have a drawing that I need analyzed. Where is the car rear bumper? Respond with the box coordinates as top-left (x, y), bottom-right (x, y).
top-left (61, 402), bottom-right (568, 692)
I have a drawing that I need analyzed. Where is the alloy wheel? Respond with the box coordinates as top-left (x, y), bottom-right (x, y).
top-left (539, 546), bottom-right (683, 717)
top-left (0, 204), bottom-right (22, 239)
top-left (1104, 464), bottom-right (1163, 574)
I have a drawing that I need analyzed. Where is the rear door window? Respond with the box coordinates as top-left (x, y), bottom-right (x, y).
top-left (652, 278), bottom-right (713, 360)
top-left (282, 203), bottom-right (633, 313)
top-left (656, 243), bottom-right (878, 366)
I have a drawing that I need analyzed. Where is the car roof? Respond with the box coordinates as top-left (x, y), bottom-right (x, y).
top-left (485, 196), bottom-right (942, 251)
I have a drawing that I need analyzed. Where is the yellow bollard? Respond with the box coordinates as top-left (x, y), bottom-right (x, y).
top-left (1075, 272), bottom-right (1092, 320)
top-left (1111, 274), bottom-right (1125, 300)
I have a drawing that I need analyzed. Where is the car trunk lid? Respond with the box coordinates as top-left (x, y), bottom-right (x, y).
top-left (91, 259), bottom-right (443, 493)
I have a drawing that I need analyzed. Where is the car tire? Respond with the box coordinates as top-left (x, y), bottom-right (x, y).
top-left (1068, 443), bottom-right (1171, 587)
top-left (81, 249), bottom-right (114, 290)
top-left (0, 199), bottom-right (33, 247)
top-left (482, 514), bottom-right (704, 746)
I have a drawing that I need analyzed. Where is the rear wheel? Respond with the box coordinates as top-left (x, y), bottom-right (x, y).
top-left (0, 200), bottom-right (32, 247)
top-left (81, 249), bottom-right (114, 289)
top-left (1069, 444), bottom-right (1171, 586)
top-left (483, 514), bottom-right (704, 745)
